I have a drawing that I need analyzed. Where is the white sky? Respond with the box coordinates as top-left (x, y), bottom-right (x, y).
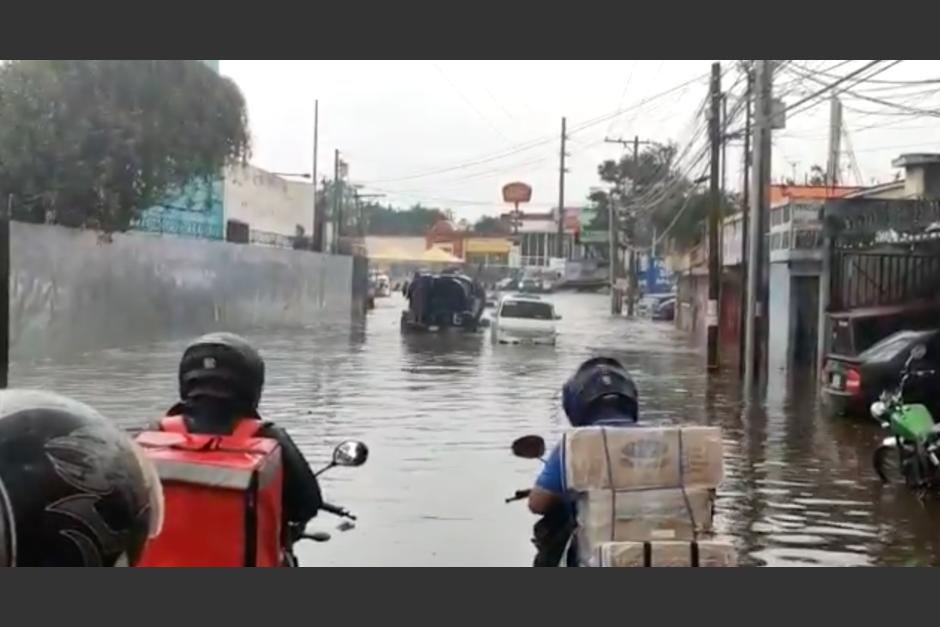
top-left (222, 60), bottom-right (940, 222)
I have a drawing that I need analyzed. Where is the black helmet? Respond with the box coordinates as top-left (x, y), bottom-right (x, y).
top-left (562, 357), bottom-right (639, 427)
top-left (178, 332), bottom-right (265, 411)
top-left (0, 390), bottom-right (163, 566)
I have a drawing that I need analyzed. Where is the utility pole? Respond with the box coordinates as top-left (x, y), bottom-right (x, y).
top-left (707, 62), bottom-right (722, 372)
top-left (604, 135), bottom-right (657, 317)
top-left (744, 60), bottom-right (773, 392)
top-left (826, 96), bottom-right (843, 187)
top-left (556, 116), bottom-right (567, 259)
top-left (332, 149), bottom-right (341, 254)
top-left (312, 99), bottom-right (320, 251)
top-left (352, 189), bottom-right (385, 239)
top-left (608, 188), bottom-right (620, 314)
top-left (0, 195), bottom-right (9, 389)
top-left (739, 64), bottom-right (753, 378)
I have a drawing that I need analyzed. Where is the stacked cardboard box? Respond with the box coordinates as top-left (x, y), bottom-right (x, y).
top-left (562, 425), bottom-right (733, 567)
top-left (594, 540), bottom-right (738, 567)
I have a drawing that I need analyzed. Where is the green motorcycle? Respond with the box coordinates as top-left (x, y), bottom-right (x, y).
top-left (871, 344), bottom-right (940, 494)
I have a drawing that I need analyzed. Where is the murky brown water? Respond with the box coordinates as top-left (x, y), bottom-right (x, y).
top-left (12, 292), bottom-right (940, 566)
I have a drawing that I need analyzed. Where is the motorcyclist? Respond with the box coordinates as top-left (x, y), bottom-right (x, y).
top-left (158, 332), bottom-right (323, 536)
top-left (526, 357), bottom-right (639, 566)
top-left (0, 389), bottom-right (163, 566)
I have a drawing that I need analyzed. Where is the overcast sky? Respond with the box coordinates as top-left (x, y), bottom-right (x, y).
top-left (222, 60), bottom-right (940, 222)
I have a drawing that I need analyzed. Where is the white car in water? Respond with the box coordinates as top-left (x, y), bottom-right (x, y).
top-left (492, 295), bottom-right (560, 346)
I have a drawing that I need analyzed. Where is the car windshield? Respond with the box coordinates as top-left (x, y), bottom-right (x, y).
top-left (500, 301), bottom-right (553, 320)
top-left (860, 330), bottom-right (934, 362)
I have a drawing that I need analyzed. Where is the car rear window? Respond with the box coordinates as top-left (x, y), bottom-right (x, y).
top-left (500, 301), bottom-right (554, 320)
top-left (859, 330), bottom-right (934, 362)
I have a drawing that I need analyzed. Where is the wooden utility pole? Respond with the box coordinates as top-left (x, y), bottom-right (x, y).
top-left (0, 195), bottom-right (9, 389)
top-left (739, 65), bottom-right (753, 378)
top-left (744, 60), bottom-right (773, 391)
top-left (604, 135), bottom-right (656, 316)
top-left (312, 99), bottom-right (320, 251)
top-left (707, 62), bottom-right (722, 371)
top-left (608, 188), bottom-right (620, 314)
top-left (556, 117), bottom-right (567, 258)
top-left (332, 149), bottom-right (341, 254)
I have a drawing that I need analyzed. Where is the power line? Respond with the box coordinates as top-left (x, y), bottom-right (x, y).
top-left (783, 60), bottom-right (889, 115)
top-left (431, 62), bottom-right (513, 144)
top-left (790, 61), bottom-right (940, 86)
top-left (362, 71), bottom-right (710, 185)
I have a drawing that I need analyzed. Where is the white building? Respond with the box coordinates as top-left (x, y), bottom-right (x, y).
top-left (224, 164), bottom-right (313, 247)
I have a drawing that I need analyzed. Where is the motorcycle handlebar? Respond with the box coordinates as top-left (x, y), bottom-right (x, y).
top-left (505, 489), bottom-right (531, 503)
top-left (321, 501), bottom-right (357, 520)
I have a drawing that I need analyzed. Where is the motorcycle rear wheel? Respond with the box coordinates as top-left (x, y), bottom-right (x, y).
top-left (874, 445), bottom-right (909, 486)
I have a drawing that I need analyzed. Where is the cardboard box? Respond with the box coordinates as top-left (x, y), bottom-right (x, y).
top-left (564, 425), bottom-right (723, 492)
top-left (593, 541), bottom-right (646, 567)
top-left (575, 487), bottom-right (715, 553)
top-left (594, 540), bottom-right (737, 567)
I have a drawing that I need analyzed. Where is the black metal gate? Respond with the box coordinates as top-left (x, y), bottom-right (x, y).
top-left (830, 250), bottom-right (940, 312)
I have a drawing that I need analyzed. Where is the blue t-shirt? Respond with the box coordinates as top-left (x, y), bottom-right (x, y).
top-left (535, 417), bottom-right (638, 497)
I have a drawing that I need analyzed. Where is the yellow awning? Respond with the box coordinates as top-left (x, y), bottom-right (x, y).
top-left (464, 238), bottom-right (511, 254)
top-left (420, 246), bottom-right (462, 263)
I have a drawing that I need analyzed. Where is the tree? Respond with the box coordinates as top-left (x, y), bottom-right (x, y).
top-left (588, 142), bottom-right (738, 253)
top-left (808, 164), bottom-right (826, 186)
top-left (361, 202), bottom-right (448, 236)
top-left (0, 60), bottom-right (250, 232)
top-left (473, 215), bottom-right (511, 235)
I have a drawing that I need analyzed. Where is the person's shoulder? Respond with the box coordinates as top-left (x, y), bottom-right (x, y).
top-left (256, 420), bottom-right (292, 442)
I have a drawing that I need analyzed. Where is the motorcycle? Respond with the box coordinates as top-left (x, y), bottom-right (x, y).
top-left (506, 435), bottom-right (577, 567)
top-left (871, 343), bottom-right (940, 495)
top-left (284, 440), bottom-right (368, 566)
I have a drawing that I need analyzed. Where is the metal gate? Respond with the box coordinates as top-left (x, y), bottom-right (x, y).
top-left (830, 250), bottom-right (940, 312)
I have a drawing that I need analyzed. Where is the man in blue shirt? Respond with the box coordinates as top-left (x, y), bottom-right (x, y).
top-left (528, 356), bottom-right (640, 516)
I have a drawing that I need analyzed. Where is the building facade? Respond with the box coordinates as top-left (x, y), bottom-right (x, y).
top-left (223, 164), bottom-right (313, 247)
top-left (133, 60), bottom-right (227, 241)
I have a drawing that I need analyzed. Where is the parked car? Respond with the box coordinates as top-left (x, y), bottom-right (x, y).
top-left (822, 328), bottom-right (940, 418)
top-left (492, 295), bottom-right (560, 346)
top-left (652, 298), bottom-right (676, 321)
top-left (638, 292), bottom-right (676, 318)
top-left (495, 277), bottom-right (519, 292)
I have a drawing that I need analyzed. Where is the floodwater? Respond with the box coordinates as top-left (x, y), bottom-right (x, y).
top-left (12, 291), bottom-right (940, 566)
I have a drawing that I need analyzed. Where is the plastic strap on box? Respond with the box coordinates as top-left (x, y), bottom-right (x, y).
top-left (599, 427), bottom-right (617, 542)
top-left (676, 429), bottom-right (699, 541)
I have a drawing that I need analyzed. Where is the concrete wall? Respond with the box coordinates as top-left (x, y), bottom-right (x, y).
top-left (768, 263), bottom-right (792, 374)
top-left (224, 164), bottom-right (314, 242)
top-left (10, 222), bottom-right (353, 361)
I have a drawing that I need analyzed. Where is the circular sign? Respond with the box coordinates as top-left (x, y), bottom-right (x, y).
top-left (502, 182), bottom-right (532, 204)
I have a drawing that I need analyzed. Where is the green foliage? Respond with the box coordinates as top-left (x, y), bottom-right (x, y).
top-left (473, 215), bottom-right (511, 235)
top-left (361, 201), bottom-right (447, 236)
top-left (0, 60), bottom-right (250, 232)
top-left (589, 142), bottom-right (738, 252)
top-left (808, 164), bottom-right (826, 186)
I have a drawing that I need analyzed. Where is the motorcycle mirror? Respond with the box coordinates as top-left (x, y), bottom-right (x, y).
top-left (511, 435), bottom-right (546, 459)
top-left (333, 441), bottom-right (369, 467)
top-left (911, 344), bottom-right (928, 361)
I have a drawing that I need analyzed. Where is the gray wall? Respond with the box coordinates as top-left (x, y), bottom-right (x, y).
top-left (768, 263), bottom-right (792, 374)
top-left (11, 222), bottom-right (354, 361)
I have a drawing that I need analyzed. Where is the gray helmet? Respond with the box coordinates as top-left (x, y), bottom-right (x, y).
top-left (178, 332), bottom-right (265, 410)
top-left (0, 390), bottom-right (163, 566)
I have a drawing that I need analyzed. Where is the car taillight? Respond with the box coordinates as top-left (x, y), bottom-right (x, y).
top-left (845, 368), bottom-right (862, 396)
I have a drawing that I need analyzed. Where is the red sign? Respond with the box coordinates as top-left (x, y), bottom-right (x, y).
top-left (502, 182), bottom-right (532, 204)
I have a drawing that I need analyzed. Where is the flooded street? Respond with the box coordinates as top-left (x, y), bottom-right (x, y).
top-left (13, 292), bottom-right (940, 566)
